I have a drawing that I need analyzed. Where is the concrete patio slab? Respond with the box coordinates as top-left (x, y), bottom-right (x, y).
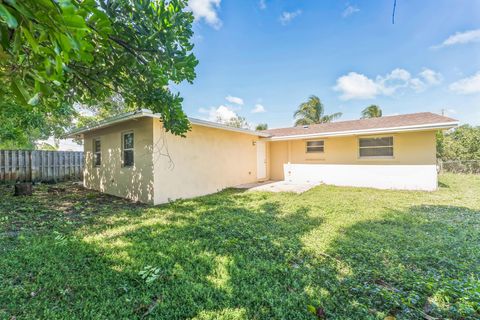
top-left (235, 180), bottom-right (320, 194)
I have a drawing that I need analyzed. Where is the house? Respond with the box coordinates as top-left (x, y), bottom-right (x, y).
top-left (68, 110), bottom-right (458, 204)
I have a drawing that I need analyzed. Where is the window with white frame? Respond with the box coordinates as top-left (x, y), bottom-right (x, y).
top-left (122, 132), bottom-right (134, 167)
top-left (306, 140), bottom-right (324, 153)
top-left (93, 138), bottom-right (101, 166)
top-left (359, 136), bottom-right (393, 158)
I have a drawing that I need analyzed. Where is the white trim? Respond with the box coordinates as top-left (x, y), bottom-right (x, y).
top-left (188, 117), bottom-right (270, 137)
top-left (67, 110), bottom-right (458, 141)
top-left (262, 121), bottom-right (458, 141)
top-left (66, 109), bottom-right (269, 138)
top-left (68, 109), bottom-right (151, 137)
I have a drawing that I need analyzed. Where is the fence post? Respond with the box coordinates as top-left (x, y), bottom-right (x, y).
top-left (18, 150), bottom-right (24, 181)
top-left (0, 150), bottom-right (4, 181)
top-left (54, 151), bottom-right (59, 182)
top-left (40, 151), bottom-right (45, 180)
top-left (67, 151), bottom-right (71, 179)
top-left (73, 153), bottom-right (78, 179)
top-left (5, 150), bottom-right (10, 181)
top-left (25, 151), bottom-right (30, 182)
top-left (31, 151), bottom-right (35, 182)
top-left (11, 150), bottom-right (17, 181)
top-left (80, 152), bottom-right (84, 181)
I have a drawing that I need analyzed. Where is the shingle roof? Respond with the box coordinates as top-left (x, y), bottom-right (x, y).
top-left (261, 112), bottom-right (458, 138)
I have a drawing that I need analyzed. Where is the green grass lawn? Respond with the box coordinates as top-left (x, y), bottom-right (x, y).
top-left (1, 174), bottom-right (479, 319)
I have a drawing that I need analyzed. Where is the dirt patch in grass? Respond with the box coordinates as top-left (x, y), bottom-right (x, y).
top-left (0, 183), bottom-right (144, 237)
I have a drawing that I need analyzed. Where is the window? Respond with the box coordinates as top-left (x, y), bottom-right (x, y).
top-left (93, 138), bottom-right (101, 166)
top-left (306, 140), bottom-right (324, 153)
top-left (359, 136), bottom-right (393, 158)
top-left (122, 132), bottom-right (134, 167)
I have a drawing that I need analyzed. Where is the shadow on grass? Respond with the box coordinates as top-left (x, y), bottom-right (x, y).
top-left (316, 205), bottom-right (480, 319)
top-left (438, 181), bottom-right (449, 188)
top-left (1, 186), bottom-right (479, 319)
top-left (1, 189), bottom-right (324, 319)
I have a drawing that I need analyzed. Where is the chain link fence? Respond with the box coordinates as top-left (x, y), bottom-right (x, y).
top-left (438, 159), bottom-right (480, 174)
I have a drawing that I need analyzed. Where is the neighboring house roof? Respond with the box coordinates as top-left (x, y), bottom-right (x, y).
top-left (67, 109), bottom-right (270, 138)
top-left (261, 112), bottom-right (458, 141)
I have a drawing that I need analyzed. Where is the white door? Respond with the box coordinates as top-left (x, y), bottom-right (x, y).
top-left (256, 141), bottom-right (267, 180)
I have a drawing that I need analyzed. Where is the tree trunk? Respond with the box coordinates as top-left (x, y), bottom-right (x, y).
top-left (14, 183), bottom-right (33, 196)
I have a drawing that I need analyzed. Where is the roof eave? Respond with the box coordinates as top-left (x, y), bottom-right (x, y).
top-left (188, 117), bottom-right (271, 137)
top-left (66, 109), bottom-right (269, 138)
top-left (66, 109), bottom-right (156, 138)
top-left (261, 122), bottom-right (459, 141)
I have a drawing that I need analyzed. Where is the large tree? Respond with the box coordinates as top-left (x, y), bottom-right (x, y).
top-left (293, 95), bottom-right (342, 126)
top-left (0, 0), bottom-right (198, 148)
top-left (361, 105), bottom-right (382, 119)
top-left (437, 125), bottom-right (480, 160)
top-left (224, 116), bottom-right (249, 129)
top-left (255, 123), bottom-right (268, 131)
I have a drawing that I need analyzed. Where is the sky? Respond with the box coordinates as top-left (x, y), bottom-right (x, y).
top-left (62, 0), bottom-right (480, 150)
top-left (176, 0), bottom-right (480, 129)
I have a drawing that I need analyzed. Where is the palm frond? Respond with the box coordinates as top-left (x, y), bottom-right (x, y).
top-left (321, 112), bottom-right (342, 123)
top-left (293, 95), bottom-right (340, 125)
top-left (361, 105), bottom-right (382, 119)
top-left (294, 118), bottom-right (314, 126)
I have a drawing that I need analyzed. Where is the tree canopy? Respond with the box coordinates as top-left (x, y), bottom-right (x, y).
top-left (437, 125), bottom-right (480, 160)
top-left (255, 123), bottom-right (268, 131)
top-left (361, 105), bottom-right (382, 119)
top-left (224, 116), bottom-right (249, 129)
top-left (0, 0), bottom-right (198, 148)
top-left (293, 95), bottom-right (342, 126)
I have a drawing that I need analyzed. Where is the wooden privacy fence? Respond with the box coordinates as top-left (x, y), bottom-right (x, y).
top-left (0, 150), bottom-right (84, 183)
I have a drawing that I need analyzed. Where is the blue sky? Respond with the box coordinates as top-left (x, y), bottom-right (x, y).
top-left (176, 0), bottom-right (480, 129)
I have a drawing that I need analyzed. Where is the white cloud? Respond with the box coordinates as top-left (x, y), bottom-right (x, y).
top-left (259, 0), bottom-right (267, 10)
top-left (433, 29), bottom-right (480, 49)
top-left (188, 0), bottom-right (222, 29)
top-left (419, 68), bottom-right (443, 85)
top-left (449, 72), bottom-right (480, 94)
top-left (279, 10), bottom-right (302, 25)
top-left (342, 4), bottom-right (360, 18)
top-left (411, 68), bottom-right (443, 92)
top-left (334, 72), bottom-right (379, 100)
top-left (445, 108), bottom-right (457, 115)
top-left (225, 95), bottom-right (244, 105)
top-left (251, 104), bottom-right (266, 113)
top-left (199, 105), bottom-right (237, 122)
top-left (334, 68), bottom-right (443, 100)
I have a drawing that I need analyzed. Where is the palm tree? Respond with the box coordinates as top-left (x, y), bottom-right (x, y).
top-left (361, 105), bottom-right (382, 119)
top-left (293, 95), bottom-right (342, 126)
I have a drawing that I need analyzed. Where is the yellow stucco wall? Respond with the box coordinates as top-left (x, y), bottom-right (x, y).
top-left (83, 117), bottom-right (262, 204)
top-left (268, 130), bottom-right (437, 180)
top-left (82, 117), bottom-right (437, 202)
top-left (83, 117), bottom-right (155, 203)
top-left (152, 121), bottom-right (260, 204)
